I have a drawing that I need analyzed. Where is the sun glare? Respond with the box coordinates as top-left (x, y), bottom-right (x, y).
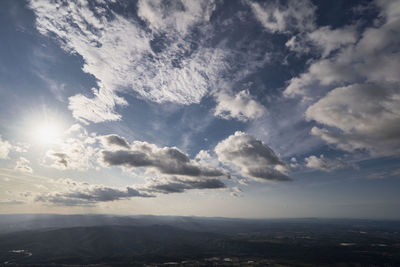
top-left (34, 123), bottom-right (62, 144)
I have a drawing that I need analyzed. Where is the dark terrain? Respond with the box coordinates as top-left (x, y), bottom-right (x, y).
top-left (0, 215), bottom-right (400, 266)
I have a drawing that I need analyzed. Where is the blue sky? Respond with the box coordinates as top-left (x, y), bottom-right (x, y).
top-left (0, 0), bottom-right (399, 218)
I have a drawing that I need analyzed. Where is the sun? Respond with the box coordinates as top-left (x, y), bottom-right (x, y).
top-left (33, 123), bottom-right (62, 144)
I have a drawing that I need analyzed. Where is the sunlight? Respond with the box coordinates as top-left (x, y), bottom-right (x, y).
top-left (33, 122), bottom-right (62, 144)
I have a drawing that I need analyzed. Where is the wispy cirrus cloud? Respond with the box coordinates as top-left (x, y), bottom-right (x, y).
top-left (29, 0), bottom-right (270, 124)
top-left (29, 0), bottom-right (230, 123)
top-left (248, 0), bottom-right (316, 34)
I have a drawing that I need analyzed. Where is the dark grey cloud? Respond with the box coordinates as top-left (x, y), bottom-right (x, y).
top-left (35, 175), bottom-right (226, 206)
top-left (144, 177), bottom-right (226, 194)
top-left (51, 152), bottom-right (69, 167)
top-left (35, 184), bottom-right (154, 206)
top-left (101, 139), bottom-right (225, 177)
top-left (102, 134), bottom-right (130, 149)
top-left (215, 132), bottom-right (291, 181)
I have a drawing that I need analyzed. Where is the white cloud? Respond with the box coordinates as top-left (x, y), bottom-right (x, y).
top-left (215, 131), bottom-right (291, 182)
top-left (29, 0), bottom-right (228, 123)
top-left (248, 0), bottom-right (316, 34)
top-left (14, 157), bottom-right (33, 173)
top-left (282, 0), bottom-right (400, 156)
top-left (214, 90), bottom-right (266, 122)
top-left (305, 154), bottom-right (355, 172)
top-left (286, 26), bottom-right (357, 58)
top-left (306, 83), bottom-right (400, 156)
top-left (307, 26), bottom-right (357, 58)
top-left (284, 0), bottom-right (400, 98)
top-left (0, 135), bottom-right (11, 159)
top-left (43, 124), bottom-right (99, 170)
top-left (137, 0), bottom-right (216, 35)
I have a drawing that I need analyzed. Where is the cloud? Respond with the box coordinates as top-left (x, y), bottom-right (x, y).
top-left (43, 124), bottom-right (99, 170)
top-left (101, 134), bottom-right (130, 149)
top-left (35, 180), bottom-right (153, 206)
top-left (282, 0), bottom-right (400, 156)
top-left (137, 0), bottom-right (216, 35)
top-left (286, 25), bottom-right (357, 58)
top-left (101, 138), bottom-right (225, 177)
top-left (306, 83), bottom-right (400, 155)
top-left (366, 168), bottom-right (400, 179)
top-left (305, 154), bottom-right (355, 172)
top-left (14, 157), bottom-right (33, 173)
top-left (248, 0), bottom-right (316, 34)
top-left (284, 0), bottom-right (400, 98)
top-left (34, 175), bottom-right (226, 206)
top-left (214, 90), bottom-right (266, 122)
top-left (0, 200), bottom-right (25, 205)
top-left (29, 0), bottom-right (229, 123)
top-left (215, 131), bottom-right (291, 181)
top-left (141, 176), bottom-right (226, 194)
top-left (0, 135), bottom-right (11, 159)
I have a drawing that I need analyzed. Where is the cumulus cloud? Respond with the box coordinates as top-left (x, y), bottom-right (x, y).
top-left (305, 154), bottom-right (355, 172)
top-left (284, 0), bottom-right (400, 98)
top-left (214, 90), bottom-right (266, 122)
top-left (248, 0), bottom-right (316, 34)
top-left (306, 83), bottom-right (400, 155)
top-left (215, 131), bottom-right (291, 181)
top-left (0, 135), bottom-right (11, 159)
top-left (101, 139), bottom-right (225, 177)
top-left (282, 0), bottom-right (400, 156)
top-left (29, 0), bottom-right (229, 123)
top-left (14, 157), bottom-right (33, 173)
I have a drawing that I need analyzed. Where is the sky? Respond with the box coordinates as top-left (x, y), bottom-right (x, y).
top-left (0, 0), bottom-right (399, 219)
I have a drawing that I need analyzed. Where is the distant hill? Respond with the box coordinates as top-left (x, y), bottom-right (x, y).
top-left (0, 225), bottom-right (224, 265)
top-left (0, 215), bottom-right (400, 266)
